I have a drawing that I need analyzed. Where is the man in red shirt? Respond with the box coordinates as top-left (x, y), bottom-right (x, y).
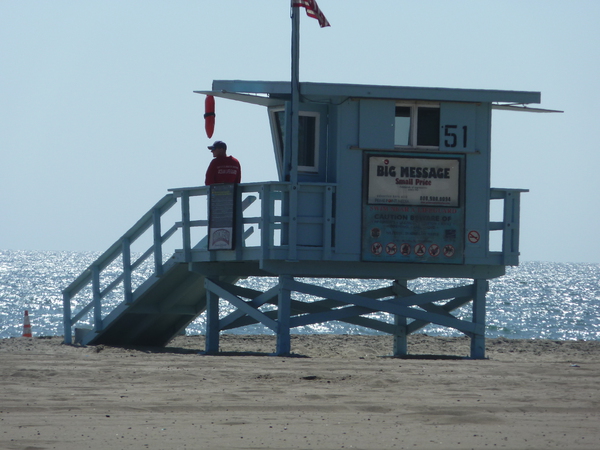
top-left (204, 141), bottom-right (242, 185)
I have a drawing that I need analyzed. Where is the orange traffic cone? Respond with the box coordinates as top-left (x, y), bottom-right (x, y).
top-left (22, 310), bottom-right (32, 337)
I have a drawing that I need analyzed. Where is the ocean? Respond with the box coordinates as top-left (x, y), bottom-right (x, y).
top-left (1, 249), bottom-right (599, 341)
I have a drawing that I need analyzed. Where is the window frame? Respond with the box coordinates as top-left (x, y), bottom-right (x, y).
top-left (270, 108), bottom-right (320, 173)
top-left (394, 101), bottom-right (440, 150)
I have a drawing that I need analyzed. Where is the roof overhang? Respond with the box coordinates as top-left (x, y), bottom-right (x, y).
top-left (198, 80), bottom-right (542, 105)
top-left (491, 103), bottom-right (563, 113)
top-left (194, 90), bottom-right (284, 107)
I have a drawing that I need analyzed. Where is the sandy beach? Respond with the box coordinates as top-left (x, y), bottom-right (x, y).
top-left (1, 334), bottom-right (599, 449)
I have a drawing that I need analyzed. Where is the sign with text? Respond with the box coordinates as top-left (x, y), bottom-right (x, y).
top-left (363, 154), bottom-right (464, 263)
top-left (208, 184), bottom-right (236, 251)
top-left (367, 156), bottom-right (460, 207)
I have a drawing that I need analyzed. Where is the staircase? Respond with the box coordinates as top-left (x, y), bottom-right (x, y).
top-left (83, 261), bottom-right (207, 346)
top-left (62, 188), bottom-right (254, 346)
top-left (62, 182), bottom-right (336, 347)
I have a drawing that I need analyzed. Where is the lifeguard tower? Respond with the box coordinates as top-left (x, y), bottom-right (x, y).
top-left (63, 79), bottom-right (539, 358)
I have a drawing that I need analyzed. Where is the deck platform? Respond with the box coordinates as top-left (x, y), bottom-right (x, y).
top-left (63, 182), bottom-right (524, 358)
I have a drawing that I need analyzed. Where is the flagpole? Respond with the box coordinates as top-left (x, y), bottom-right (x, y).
top-left (290, 4), bottom-right (300, 186)
top-left (288, 1), bottom-right (329, 186)
top-left (287, 4), bottom-right (300, 260)
top-left (287, 1), bottom-right (329, 260)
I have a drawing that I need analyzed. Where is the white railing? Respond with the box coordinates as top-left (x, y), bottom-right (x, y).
top-left (62, 194), bottom-right (178, 344)
top-left (169, 182), bottom-right (337, 263)
top-left (489, 188), bottom-right (528, 266)
top-left (62, 182), bottom-right (337, 343)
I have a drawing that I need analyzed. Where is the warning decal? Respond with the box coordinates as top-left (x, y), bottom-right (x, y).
top-left (428, 244), bottom-right (440, 257)
top-left (467, 230), bottom-right (481, 244)
top-left (385, 242), bottom-right (397, 255)
top-left (443, 245), bottom-right (455, 258)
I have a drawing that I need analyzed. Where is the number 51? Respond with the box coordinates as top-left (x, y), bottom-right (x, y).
top-left (443, 125), bottom-right (468, 148)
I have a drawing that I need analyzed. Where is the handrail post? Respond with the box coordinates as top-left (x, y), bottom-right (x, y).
top-left (323, 185), bottom-right (334, 259)
top-left (502, 191), bottom-right (512, 263)
top-left (288, 185), bottom-right (298, 261)
top-left (122, 237), bottom-right (133, 304)
top-left (92, 265), bottom-right (102, 331)
top-left (235, 186), bottom-right (244, 260)
top-left (181, 190), bottom-right (191, 262)
top-left (153, 208), bottom-right (164, 276)
top-left (260, 185), bottom-right (271, 260)
top-left (63, 291), bottom-right (72, 344)
top-left (503, 190), bottom-right (521, 265)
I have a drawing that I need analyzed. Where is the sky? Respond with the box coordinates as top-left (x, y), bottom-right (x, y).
top-left (1, 0), bottom-right (599, 264)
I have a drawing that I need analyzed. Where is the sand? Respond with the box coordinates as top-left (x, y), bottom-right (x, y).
top-left (1, 334), bottom-right (599, 449)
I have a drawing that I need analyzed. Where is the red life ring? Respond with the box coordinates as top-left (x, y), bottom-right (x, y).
top-left (204, 95), bottom-right (215, 138)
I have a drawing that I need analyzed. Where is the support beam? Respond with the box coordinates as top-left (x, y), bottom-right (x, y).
top-left (470, 279), bottom-right (489, 359)
top-left (393, 315), bottom-right (408, 357)
top-left (406, 295), bottom-right (474, 335)
top-left (205, 279), bottom-right (220, 354)
top-left (219, 285), bottom-right (280, 329)
top-left (288, 301), bottom-right (396, 333)
top-left (206, 279), bottom-right (279, 332)
top-left (392, 280), bottom-right (408, 356)
top-left (219, 285), bottom-right (395, 332)
top-left (281, 278), bottom-right (484, 335)
top-left (198, 276), bottom-right (491, 358)
top-left (391, 284), bottom-right (475, 308)
top-left (276, 275), bottom-right (292, 355)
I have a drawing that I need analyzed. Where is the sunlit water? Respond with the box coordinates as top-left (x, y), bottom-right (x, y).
top-left (1, 250), bottom-right (598, 340)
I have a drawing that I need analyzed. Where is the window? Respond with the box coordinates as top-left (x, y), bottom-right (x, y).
top-left (394, 103), bottom-right (440, 148)
top-left (394, 107), bottom-right (411, 146)
top-left (272, 109), bottom-right (319, 172)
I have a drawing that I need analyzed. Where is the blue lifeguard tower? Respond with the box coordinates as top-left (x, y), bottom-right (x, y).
top-left (63, 79), bottom-right (539, 358)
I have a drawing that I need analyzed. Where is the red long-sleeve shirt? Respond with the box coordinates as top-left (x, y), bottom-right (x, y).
top-left (205, 156), bottom-right (241, 185)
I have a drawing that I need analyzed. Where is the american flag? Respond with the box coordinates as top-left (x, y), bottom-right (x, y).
top-left (292, 0), bottom-right (330, 28)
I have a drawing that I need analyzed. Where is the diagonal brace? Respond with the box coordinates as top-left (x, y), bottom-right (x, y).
top-left (205, 279), bottom-right (279, 332)
top-left (219, 284), bottom-right (281, 329)
top-left (281, 278), bottom-right (483, 335)
top-left (391, 284), bottom-right (474, 308)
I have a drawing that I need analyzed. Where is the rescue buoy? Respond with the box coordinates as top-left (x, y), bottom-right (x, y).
top-left (204, 95), bottom-right (215, 138)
